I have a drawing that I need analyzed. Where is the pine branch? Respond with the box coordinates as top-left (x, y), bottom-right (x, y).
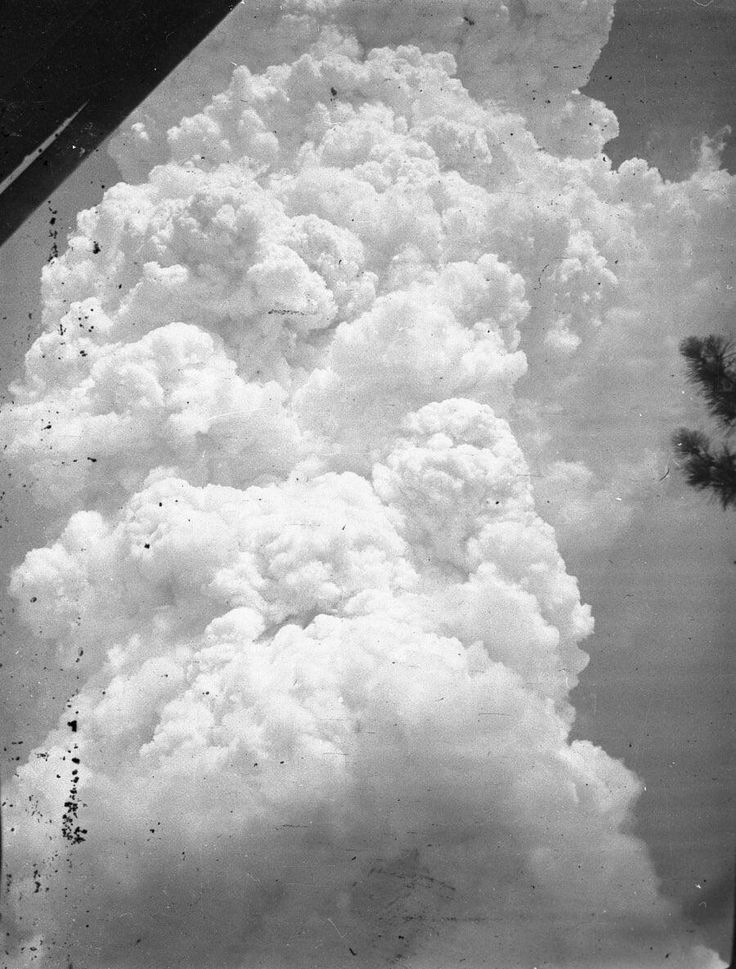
top-left (679, 335), bottom-right (736, 428)
top-left (672, 427), bottom-right (736, 509)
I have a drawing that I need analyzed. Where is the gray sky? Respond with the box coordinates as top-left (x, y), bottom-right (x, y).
top-left (580, 2), bottom-right (735, 956)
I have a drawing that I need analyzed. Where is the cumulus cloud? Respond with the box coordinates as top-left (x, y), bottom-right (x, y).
top-left (1, 1), bottom-right (733, 967)
top-left (108, 0), bottom-right (617, 180)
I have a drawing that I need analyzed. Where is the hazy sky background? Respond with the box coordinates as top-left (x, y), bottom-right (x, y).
top-left (579, 2), bottom-right (735, 955)
top-left (0, 0), bottom-right (734, 965)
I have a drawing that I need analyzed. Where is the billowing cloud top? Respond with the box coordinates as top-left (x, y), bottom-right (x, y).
top-left (1, 2), bottom-right (732, 967)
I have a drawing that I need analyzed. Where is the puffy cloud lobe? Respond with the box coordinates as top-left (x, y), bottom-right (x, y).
top-left (2, 317), bottom-right (303, 511)
top-left (40, 168), bottom-right (369, 370)
top-left (373, 401), bottom-right (592, 696)
top-left (108, 0), bottom-right (616, 180)
top-left (8, 618), bottom-right (671, 969)
top-left (3, 414), bottom-right (713, 966)
top-left (10, 472), bottom-right (413, 669)
top-left (0, 7), bottom-right (731, 969)
top-left (4, 579), bottom-right (668, 968)
top-left (294, 268), bottom-right (527, 470)
top-left (39, 45), bottom-right (632, 408)
top-left (12, 407), bottom-right (585, 697)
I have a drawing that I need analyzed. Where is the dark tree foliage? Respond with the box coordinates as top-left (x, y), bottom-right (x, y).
top-left (672, 335), bottom-right (736, 509)
top-left (679, 336), bottom-right (736, 425)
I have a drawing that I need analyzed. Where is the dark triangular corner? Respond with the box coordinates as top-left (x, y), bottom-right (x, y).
top-left (0, 0), bottom-right (243, 247)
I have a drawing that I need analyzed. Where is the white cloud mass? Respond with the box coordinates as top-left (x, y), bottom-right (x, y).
top-left (1, 2), bottom-right (733, 967)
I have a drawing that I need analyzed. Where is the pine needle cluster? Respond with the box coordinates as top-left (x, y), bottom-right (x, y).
top-left (672, 335), bottom-right (736, 509)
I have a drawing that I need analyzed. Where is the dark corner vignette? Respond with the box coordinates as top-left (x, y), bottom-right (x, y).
top-left (0, 0), bottom-right (243, 248)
